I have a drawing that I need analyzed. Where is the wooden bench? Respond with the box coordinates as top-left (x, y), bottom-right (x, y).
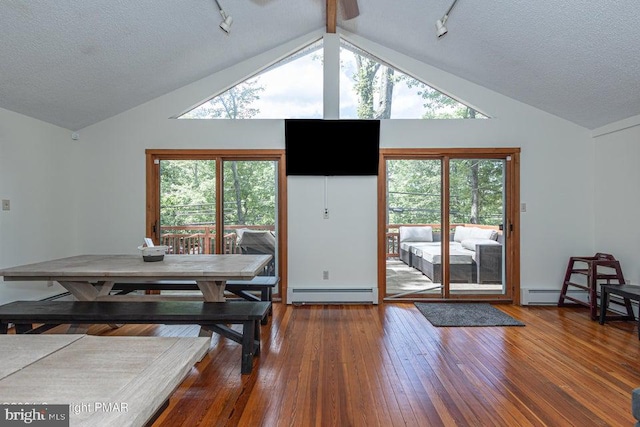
top-left (111, 276), bottom-right (279, 324)
top-left (0, 300), bottom-right (271, 374)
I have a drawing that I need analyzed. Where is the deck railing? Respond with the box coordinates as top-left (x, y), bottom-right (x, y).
top-left (160, 225), bottom-right (274, 255)
top-left (162, 223), bottom-right (499, 258)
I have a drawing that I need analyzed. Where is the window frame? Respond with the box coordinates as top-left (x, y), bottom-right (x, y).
top-left (378, 147), bottom-right (521, 304)
top-left (145, 149), bottom-right (288, 302)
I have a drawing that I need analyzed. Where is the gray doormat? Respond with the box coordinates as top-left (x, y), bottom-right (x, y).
top-left (414, 302), bottom-right (525, 327)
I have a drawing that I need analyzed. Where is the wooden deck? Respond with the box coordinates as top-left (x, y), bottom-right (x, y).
top-left (386, 258), bottom-right (503, 296)
top-left (13, 302), bottom-right (640, 426)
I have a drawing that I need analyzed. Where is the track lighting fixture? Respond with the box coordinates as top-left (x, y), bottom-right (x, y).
top-left (214, 0), bottom-right (233, 34)
top-left (436, 0), bottom-right (459, 39)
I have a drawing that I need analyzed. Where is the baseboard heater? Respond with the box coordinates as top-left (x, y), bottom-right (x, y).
top-left (522, 288), bottom-right (638, 316)
top-left (287, 287), bottom-right (378, 305)
top-left (522, 288), bottom-right (582, 305)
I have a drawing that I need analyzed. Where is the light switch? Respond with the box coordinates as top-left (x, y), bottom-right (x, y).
top-left (520, 202), bottom-right (527, 212)
top-left (2, 200), bottom-right (9, 211)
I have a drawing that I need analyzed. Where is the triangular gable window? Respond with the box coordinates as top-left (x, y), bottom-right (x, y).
top-left (178, 36), bottom-right (487, 120)
top-left (180, 39), bottom-right (324, 119)
top-left (339, 39), bottom-right (486, 119)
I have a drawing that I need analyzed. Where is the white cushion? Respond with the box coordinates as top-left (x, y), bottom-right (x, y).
top-left (416, 242), bottom-right (475, 264)
top-left (453, 226), bottom-right (471, 242)
top-left (461, 238), bottom-right (500, 251)
top-left (469, 227), bottom-right (497, 240)
top-left (399, 226), bottom-right (433, 242)
top-left (454, 226), bottom-right (498, 242)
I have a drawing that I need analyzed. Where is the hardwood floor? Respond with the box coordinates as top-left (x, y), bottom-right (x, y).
top-left (44, 303), bottom-right (640, 426)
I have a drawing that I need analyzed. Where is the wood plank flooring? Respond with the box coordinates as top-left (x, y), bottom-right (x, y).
top-left (34, 303), bottom-right (640, 426)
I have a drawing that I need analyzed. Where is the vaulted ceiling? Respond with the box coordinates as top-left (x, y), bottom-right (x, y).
top-left (1, 0), bottom-right (638, 131)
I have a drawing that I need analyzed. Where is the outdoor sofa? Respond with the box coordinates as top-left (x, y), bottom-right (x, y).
top-left (399, 225), bottom-right (503, 284)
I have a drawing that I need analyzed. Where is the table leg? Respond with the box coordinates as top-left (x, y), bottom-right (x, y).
top-left (589, 263), bottom-right (598, 320)
top-left (59, 281), bottom-right (99, 300)
top-left (58, 281), bottom-right (100, 333)
top-left (198, 326), bottom-right (213, 338)
top-left (196, 280), bottom-right (226, 302)
top-left (94, 281), bottom-right (115, 297)
top-left (195, 281), bottom-right (228, 339)
top-left (599, 288), bottom-right (609, 325)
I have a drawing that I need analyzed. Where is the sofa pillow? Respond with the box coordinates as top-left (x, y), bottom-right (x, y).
top-left (461, 238), bottom-right (500, 251)
top-left (399, 226), bottom-right (433, 242)
top-left (453, 226), bottom-right (471, 242)
top-left (469, 227), bottom-right (498, 240)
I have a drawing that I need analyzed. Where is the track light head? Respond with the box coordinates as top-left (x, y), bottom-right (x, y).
top-left (436, 0), bottom-right (459, 39)
top-left (214, 0), bottom-right (232, 34)
top-left (219, 14), bottom-right (233, 34)
top-left (436, 16), bottom-right (448, 38)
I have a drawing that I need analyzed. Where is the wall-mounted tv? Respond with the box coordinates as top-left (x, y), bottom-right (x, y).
top-left (285, 119), bottom-right (380, 176)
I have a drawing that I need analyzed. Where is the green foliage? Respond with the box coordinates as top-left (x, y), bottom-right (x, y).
top-left (223, 161), bottom-right (276, 226)
top-left (347, 43), bottom-right (484, 120)
top-left (160, 160), bottom-right (276, 229)
top-left (160, 160), bottom-right (216, 226)
top-left (181, 80), bottom-right (264, 119)
top-left (404, 78), bottom-right (481, 119)
top-left (387, 159), bottom-right (442, 225)
top-left (352, 58), bottom-right (398, 119)
top-left (353, 57), bottom-right (379, 119)
top-left (449, 159), bottom-right (504, 225)
top-left (387, 159), bottom-right (504, 226)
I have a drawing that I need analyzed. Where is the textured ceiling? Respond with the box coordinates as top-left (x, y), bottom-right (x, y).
top-left (1, 0), bottom-right (639, 131)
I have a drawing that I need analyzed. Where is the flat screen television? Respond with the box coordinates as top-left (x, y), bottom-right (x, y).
top-left (285, 119), bottom-right (380, 176)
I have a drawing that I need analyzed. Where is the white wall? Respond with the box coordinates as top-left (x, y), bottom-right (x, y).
top-left (287, 176), bottom-right (377, 291)
top-left (0, 108), bottom-right (78, 303)
top-left (593, 123), bottom-right (640, 284)
top-left (0, 30), bottom-right (600, 304)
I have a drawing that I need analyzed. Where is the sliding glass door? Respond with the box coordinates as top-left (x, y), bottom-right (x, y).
top-left (146, 149), bottom-right (285, 297)
top-left (382, 149), bottom-right (518, 302)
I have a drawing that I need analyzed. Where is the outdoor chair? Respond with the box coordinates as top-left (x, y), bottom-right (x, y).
top-left (237, 229), bottom-right (276, 276)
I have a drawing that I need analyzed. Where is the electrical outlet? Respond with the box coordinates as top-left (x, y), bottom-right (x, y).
top-left (323, 208), bottom-right (329, 219)
top-left (2, 200), bottom-right (9, 211)
top-left (323, 270), bottom-right (329, 280)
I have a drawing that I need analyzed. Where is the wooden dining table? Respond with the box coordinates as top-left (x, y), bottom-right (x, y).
top-left (0, 254), bottom-right (272, 335)
top-left (0, 334), bottom-right (210, 427)
top-left (0, 254), bottom-right (272, 303)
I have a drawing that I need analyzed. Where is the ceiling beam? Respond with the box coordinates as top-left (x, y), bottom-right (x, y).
top-left (326, 0), bottom-right (337, 33)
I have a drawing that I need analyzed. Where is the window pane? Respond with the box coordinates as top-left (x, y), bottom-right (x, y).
top-left (159, 160), bottom-right (216, 254)
top-left (449, 159), bottom-right (506, 294)
top-left (223, 160), bottom-right (278, 277)
top-left (180, 40), bottom-right (323, 119)
top-left (340, 39), bottom-right (487, 119)
top-left (386, 159), bottom-right (443, 298)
